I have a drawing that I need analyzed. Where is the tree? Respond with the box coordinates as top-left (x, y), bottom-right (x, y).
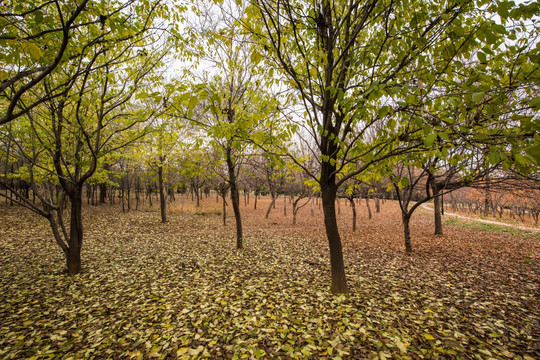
top-left (174, 0), bottom-right (277, 250)
top-left (246, 0), bottom-right (483, 292)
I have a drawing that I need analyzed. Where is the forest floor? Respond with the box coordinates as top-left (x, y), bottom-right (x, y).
top-left (0, 195), bottom-right (539, 360)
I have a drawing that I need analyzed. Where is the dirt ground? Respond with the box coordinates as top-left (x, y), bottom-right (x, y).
top-left (0, 194), bottom-right (538, 359)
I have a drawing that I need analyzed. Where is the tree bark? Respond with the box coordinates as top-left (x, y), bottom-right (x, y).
top-left (158, 163), bottom-right (167, 223)
top-left (99, 183), bottom-right (107, 204)
top-left (67, 187), bottom-right (83, 274)
top-left (222, 193), bottom-right (226, 226)
top-left (265, 194), bottom-right (276, 219)
top-left (366, 195), bottom-right (372, 219)
top-left (320, 179), bottom-right (348, 293)
top-left (226, 150), bottom-right (243, 250)
top-left (402, 213), bottom-right (412, 253)
top-left (433, 188), bottom-right (443, 235)
top-left (349, 197), bottom-right (356, 232)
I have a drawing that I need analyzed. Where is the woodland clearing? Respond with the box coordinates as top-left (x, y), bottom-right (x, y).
top-left (0, 195), bottom-right (538, 359)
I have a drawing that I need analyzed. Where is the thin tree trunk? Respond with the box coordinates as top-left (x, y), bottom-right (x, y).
top-left (349, 197), bottom-right (356, 232)
top-left (265, 194), bottom-right (276, 219)
top-left (433, 189), bottom-right (443, 235)
top-left (366, 195), bottom-right (372, 219)
top-left (283, 196), bottom-right (286, 216)
top-left (222, 194), bottom-right (226, 226)
top-left (127, 187), bottom-right (131, 211)
top-left (121, 186), bottom-right (125, 212)
top-left (158, 163), bottom-right (167, 223)
top-left (226, 150), bottom-right (243, 250)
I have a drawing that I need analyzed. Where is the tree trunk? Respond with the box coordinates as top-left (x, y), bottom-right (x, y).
top-left (283, 196), bottom-right (287, 216)
top-left (67, 187), bottom-right (83, 274)
top-left (254, 190), bottom-right (258, 210)
top-left (226, 151), bottom-right (243, 250)
top-left (99, 183), bottom-right (107, 204)
top-left (375, 196), bottom-right (380, 213)
top-left (402, 213), bottom-right (412, 253)
top-left (320, 180), bottom-right (348, 294)
top-left (265, 194), bottom-right (276, 219)
top-left (121, 186), bottom-right (125, 212)
top-left (441, 194), bottom-right (444, 215)
top-left (222, 194), bottom-right (226, 226)
top-left (127, 187), bottom-right (131, 211)
top-left (158, 163), bottom-right (167, 223)
top-left (366, 195), bottom-right (372, 219)
top-left (433, 189), bottom-right (443, 235)
top-left (349, 197), bottom-right (356, 232)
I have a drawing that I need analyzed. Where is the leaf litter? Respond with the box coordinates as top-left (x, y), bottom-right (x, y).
top-left (0, 196), bottom-right (538, 359)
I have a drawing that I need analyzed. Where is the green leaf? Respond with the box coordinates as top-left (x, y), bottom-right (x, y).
top-left (424, 133), bottom-right (437, 147)
top-left (530, 97), bottom-right (540, 109)
top-left (188, 96), bottom-right (198, 111)
top-left (400, 177), bottom-right (409, 188)
top-left (524, 143), bottom-right (540, 164)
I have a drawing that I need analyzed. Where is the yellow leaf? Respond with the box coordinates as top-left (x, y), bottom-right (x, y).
top-left (395, 339), bottom-right (407, 353)
top-left (478, 349), bottom-right (492, 356)
top-left (423, 334), bottom-right (435, 340)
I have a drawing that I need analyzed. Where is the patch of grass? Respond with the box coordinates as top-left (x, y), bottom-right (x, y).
top-left (194, 209), bottom-right (222, 216)
top-left (443, 217), bottom-right (540, 239)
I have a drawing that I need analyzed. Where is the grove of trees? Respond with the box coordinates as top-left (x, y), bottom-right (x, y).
top-left (1, 0), bottom-right (539, 293)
